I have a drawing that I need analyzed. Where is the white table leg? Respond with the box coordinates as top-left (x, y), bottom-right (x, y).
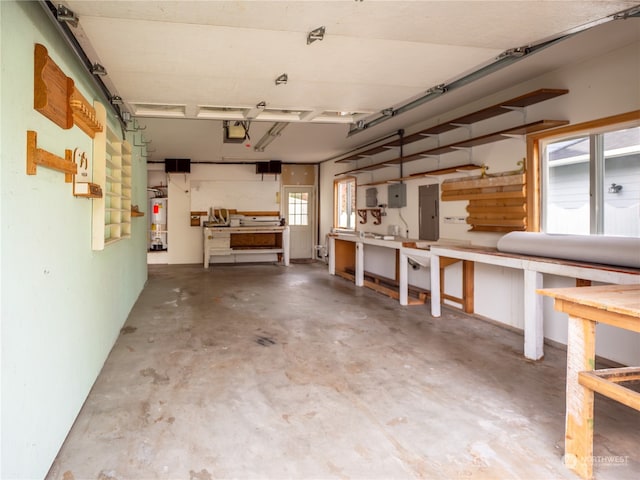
top-left (524, 269), bottom-right (544, 360)
top-left (282, 226), bottom-right (290, 266)
top-left (355, 242), bottom-right (364, 287)
top-left (399, 250), bottom-right (408, 306)
top-left (430, 254), bottom-right (441, 317)
top-left (328, 237), bottom-right (336, 275)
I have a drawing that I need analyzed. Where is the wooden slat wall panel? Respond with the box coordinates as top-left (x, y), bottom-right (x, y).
top-left (442, 172), bottom-right (527, 232)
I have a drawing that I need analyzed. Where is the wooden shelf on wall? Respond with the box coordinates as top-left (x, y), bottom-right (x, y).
top-left (336, 120), bottom-right (568, 175)
top-left (335, 88), bottom-right (569, 164)
top-left (358, 164), bottom-right (480, 186)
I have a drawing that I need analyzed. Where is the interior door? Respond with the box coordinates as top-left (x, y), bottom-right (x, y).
top-left (419, 184), bottom-right (440, 241)
top-left (284, 186), bottom-right (315, 259)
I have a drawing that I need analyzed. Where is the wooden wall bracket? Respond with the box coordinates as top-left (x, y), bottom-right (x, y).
top-left (26, 130), bottom-right (77, 182)
top-left (34, 43), bottom-right (102, 138)
top-left (357, 209), bottom-right (368, 224)
top-left (70, 87), bottom-right (103, 138)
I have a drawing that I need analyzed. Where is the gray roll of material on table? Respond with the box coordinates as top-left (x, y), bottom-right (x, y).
top-left (496, 232), bottom-right (640, 269)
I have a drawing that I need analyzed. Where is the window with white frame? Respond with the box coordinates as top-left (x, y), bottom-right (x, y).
top-left (334, 177), bottom-right (356, 230)
top-left (541, 124), bottom-right (640, 237)
top-left (287, 192), bottom-right (309, 226)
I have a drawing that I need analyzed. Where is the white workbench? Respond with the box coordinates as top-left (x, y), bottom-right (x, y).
top-left (329, 234), bottom-right (640, 361)
top-left (428, 245), bottom-right (640, 360)
top-left (328, 232), bottom-right (418, 285)
top-left (204, 226), bottom-right (289, 268)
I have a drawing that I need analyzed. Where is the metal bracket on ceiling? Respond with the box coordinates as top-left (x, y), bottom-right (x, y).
top-left (307, 26), bottom-right (325, 45)
top-left (56, 4), bottom-right (78, 27)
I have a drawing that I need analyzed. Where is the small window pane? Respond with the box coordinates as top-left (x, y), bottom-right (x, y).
top-left (288, 192), bottom-right (308, 226)
top-left (603, 127), bottom-right (640, 237)
top-left (336, 178), bottom-right (356, 229)
top-left (545, 137), bottom-right (590, 234)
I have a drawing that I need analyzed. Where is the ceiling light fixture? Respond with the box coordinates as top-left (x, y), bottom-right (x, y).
top-left (307, 26), bottom-right (325, 45)
top-left (110, 95), bottom-right (123, 105)
top-left (90, 63), bottom-right (107, 76)
top-left (275, 73), bottom-right (288, 86)
top-left (254, 122), bottom-right (288, 152)
top-left (56, 4), bottom-right (79, 28)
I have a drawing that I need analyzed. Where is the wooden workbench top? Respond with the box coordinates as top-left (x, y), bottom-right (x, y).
top-left (538, 284), bottom-right (640, 318)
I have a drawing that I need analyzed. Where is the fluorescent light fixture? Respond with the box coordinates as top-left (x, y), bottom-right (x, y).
top-left (254, 122), bottom-right (288, 152)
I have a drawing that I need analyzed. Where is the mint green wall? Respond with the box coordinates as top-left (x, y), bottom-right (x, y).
top-left (0, 2), bottom-right (147, 478)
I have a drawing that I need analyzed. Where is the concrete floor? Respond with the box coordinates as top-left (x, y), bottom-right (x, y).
top-left (47, 263), bottom-right (639, 480)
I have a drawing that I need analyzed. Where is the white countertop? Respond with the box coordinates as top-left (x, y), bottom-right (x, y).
top-left (329, 232), bottom-right (467, 251)
top-left (204, 225), bottom-right (287, 233)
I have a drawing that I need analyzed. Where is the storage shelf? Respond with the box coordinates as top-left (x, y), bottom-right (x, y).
top-left (442, 172), bottom-right (527, 232)
top-left (92, 101), bottom-right (133, 250)
top-left (359, 164), bottom-right (480, 186)
top-left (338, 120), bottom-right (568, 175)
top-left (335, 88), bottom-right (568, 163)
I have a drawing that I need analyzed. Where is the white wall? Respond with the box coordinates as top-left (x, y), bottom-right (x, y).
top-left (148, 164), bottom-right (282, 264)
top-left (0, 2), bottom-right (148, 478)
top-left (319, 39), bottom-right (640, 366)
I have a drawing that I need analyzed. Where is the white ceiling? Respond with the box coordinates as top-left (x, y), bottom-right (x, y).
top-left (60, 1), bottom-right (640, 164)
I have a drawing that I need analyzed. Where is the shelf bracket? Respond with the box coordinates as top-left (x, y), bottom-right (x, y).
top-left (370, 209), bottom-right (382, 225)
top-left (357, 209), bottom-right (368, 224)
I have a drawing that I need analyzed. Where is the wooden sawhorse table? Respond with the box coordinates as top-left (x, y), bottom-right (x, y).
top-left (539, 284), bottom-right (640, 479)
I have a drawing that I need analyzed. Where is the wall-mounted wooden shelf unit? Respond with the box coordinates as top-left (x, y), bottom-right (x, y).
top-left (441, 172), bottom-right (527, 232)
top-left (336, 119), bottom-right (568, 176)
top-left (359, 164), bottom-right (480, 186)
top-left (335, 88), bottom-right (568, 164)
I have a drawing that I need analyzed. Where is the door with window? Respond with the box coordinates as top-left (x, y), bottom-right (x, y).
top-left (284, 186), bottom-right (315, 259)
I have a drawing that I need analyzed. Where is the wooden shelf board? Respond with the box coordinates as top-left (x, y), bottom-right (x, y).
top-left (341, 120), bottom-right (566, 176)
top-left (502, 88), bottom-right (569, 108)
top-left (335, 145), bottom-right (398, 163)
top-left (344, 89), bottom-right (569, 156)
top-left (358, 164), bottom-right (480, 186)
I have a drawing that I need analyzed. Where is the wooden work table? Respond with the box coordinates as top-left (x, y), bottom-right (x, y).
top-left (538, 285), bottom-right (640, 479)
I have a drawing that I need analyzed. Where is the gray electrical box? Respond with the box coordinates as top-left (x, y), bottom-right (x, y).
top-left (366, 188), bottom-right (378, 207)
top-left (388, 183), bottom-right (406, 208)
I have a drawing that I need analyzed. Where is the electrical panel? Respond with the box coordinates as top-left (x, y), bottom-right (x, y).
top-left (388, 183), bottom-right (406, 208)
top-left (366, 187), bottom-right (378, 207)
